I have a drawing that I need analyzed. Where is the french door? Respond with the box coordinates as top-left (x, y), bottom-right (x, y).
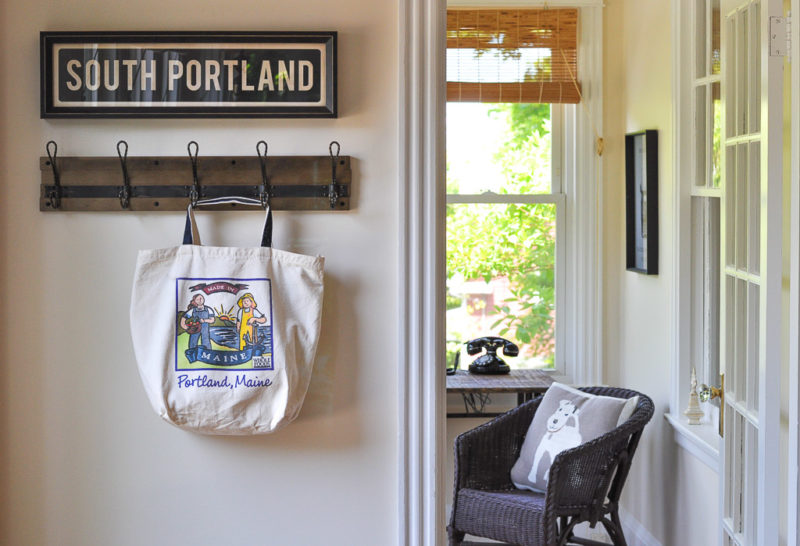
top-left (719, 0), bottom-right (782, 543)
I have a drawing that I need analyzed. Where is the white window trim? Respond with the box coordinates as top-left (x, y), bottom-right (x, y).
top-left (398, 2), bottom-right (603, 543)
top-left (563, 5), bottom-right (604, 386)
top-left (671, 0), bottom-right (692, 424)
top-left (664, 413), bottom-right (720, 471)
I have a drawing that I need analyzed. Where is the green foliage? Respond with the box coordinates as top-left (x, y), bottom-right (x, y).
top-left (445, 290), bottom-right (463, 311)
top-left (446, 103), bottom-right (556, 366)
top-left (712, 94), bottom-right (721, 188)
top-left (491, 103), bottom-right (550, 146)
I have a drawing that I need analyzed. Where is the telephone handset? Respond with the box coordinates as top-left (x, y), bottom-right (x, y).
top-left (466, 336), bottom-right (519, 375)
top-left (446, 350), bottom-right (460, 376)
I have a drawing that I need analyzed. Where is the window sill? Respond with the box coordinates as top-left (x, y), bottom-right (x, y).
top-left (664, 413), bottom-right (720, 472)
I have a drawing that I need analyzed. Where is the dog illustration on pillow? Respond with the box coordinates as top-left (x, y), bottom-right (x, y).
top-left (529, 400), bottom-right (583, 485)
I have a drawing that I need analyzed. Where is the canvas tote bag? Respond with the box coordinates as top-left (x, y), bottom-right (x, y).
top-left (130, 196), bottom-right (324, 434)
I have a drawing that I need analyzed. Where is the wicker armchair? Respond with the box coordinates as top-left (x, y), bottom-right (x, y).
top-left (447, 387), bottom-right (654, 546)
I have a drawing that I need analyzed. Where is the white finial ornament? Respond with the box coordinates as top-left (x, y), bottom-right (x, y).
top-left (684, 367), bottom-right (704, 425)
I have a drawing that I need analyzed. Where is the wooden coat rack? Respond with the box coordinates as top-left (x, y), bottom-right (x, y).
top-left (40, 140), bottom-right (351, 212)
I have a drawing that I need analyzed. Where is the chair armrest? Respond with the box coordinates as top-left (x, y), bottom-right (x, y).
top-left (545, 428), bottom-right (627, 516)
top-left (453, 397), bottom-right (543, 491)
top-left (545, 396), bottom-right (654, 519)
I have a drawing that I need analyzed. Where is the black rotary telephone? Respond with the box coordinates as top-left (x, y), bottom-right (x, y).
top-left (466, 336), bottom-right (519, 375)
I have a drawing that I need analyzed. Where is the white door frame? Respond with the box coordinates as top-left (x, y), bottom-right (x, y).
top-left (755, 1), bottom-right (783, 542)
top-left (789, 0), bottom-right (800, 542)
top-left (398, 0), bottom-right (447, 543)
top-left (397, 1), bottom-right (603, 543)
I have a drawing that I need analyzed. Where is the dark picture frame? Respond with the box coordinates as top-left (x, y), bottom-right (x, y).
top-left (40, 31), bottom-right (337, 118)
top-left (625, 130), bottom-right (658, 274)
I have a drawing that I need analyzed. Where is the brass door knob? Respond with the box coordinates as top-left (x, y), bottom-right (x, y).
top-left (699, 373), bottom-right (724, 437)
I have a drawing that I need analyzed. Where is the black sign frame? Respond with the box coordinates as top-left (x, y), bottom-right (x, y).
top-left (40, 31), bottom-right (337, 118)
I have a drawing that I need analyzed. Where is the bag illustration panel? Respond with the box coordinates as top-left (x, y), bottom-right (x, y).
top-left (174, 277), bottom-right (275, 372)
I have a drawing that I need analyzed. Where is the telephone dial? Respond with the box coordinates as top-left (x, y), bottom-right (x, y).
top-left (466, 336), bottom-right (519, 375)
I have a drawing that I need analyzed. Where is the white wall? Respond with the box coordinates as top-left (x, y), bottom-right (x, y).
top-left (0, 1), bottom-right (399, 545)
top-left (603, 1), bottom-right (719, 544)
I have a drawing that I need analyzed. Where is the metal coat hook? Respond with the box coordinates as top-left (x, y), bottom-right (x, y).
top-left (45, 140), bottom-right (62, 209)
top-left (328, 141), bottom-right (340, 209)
top-left (187, 141), bottom-right (201, 207)
top-left (256, 140), bottom-right (270, 208)
top-left (117, 140), bottom-right (131, 209)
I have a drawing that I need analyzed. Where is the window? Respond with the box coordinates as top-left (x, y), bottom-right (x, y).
top-left (689, 0), bottom-right (722, 415)
top-left (445, 8), bottom-right (579, 371)
top-left (445, 103), bottom-right (565, 369)
top-left (671, 0), bottom-right (723, 447)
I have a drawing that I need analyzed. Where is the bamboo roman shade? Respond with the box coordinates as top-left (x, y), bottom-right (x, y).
top-left (446, 8), bottom-right (580, 104)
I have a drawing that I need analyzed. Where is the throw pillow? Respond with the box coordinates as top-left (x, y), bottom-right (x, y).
top-left (510, 382), bottom-right (638, 493)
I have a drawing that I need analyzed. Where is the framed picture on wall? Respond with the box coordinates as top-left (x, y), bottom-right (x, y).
top-left (40, 31), bottom-right (337, 118)
top-left (625, 130), bottom-right (658, 275)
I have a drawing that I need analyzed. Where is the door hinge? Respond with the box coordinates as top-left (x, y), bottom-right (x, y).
top-left (770, 15), bottom-right (790, 58)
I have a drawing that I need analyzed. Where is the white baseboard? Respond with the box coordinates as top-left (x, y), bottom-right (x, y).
top-left (570, 506), bottom-right (660, 546)
top-left (619, 505), bottom-right (662, 546)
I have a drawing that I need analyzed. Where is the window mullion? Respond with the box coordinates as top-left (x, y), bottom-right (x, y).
top-left (707, 0), bottom-right (713, 78)
top-left (446, 193), bottom-right (561, 204)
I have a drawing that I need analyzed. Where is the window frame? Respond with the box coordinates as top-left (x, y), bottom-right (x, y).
top-left (440, 2), bottom-right (605, 385)
top-left (669, 0), bottom-right (723, 470)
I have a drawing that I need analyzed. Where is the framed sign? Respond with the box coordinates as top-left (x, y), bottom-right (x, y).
top-left (40, 31), bottom-right (337, 118)
top-left (625, 130), bottom-right (658, 274)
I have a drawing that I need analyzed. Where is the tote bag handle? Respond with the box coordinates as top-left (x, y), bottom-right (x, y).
top-left (182, 196), bottom-right (272, 248)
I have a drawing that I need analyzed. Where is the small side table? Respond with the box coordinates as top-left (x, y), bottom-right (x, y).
top-left (446, 369), bottom-right (554, 418)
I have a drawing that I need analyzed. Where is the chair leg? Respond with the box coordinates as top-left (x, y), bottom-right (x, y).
top-left (598, 509), bottom-right (628, 546)
top-left (447, 527), bottom-right (465, 546)
top-left (556, 516), bottom-right (580, 546)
